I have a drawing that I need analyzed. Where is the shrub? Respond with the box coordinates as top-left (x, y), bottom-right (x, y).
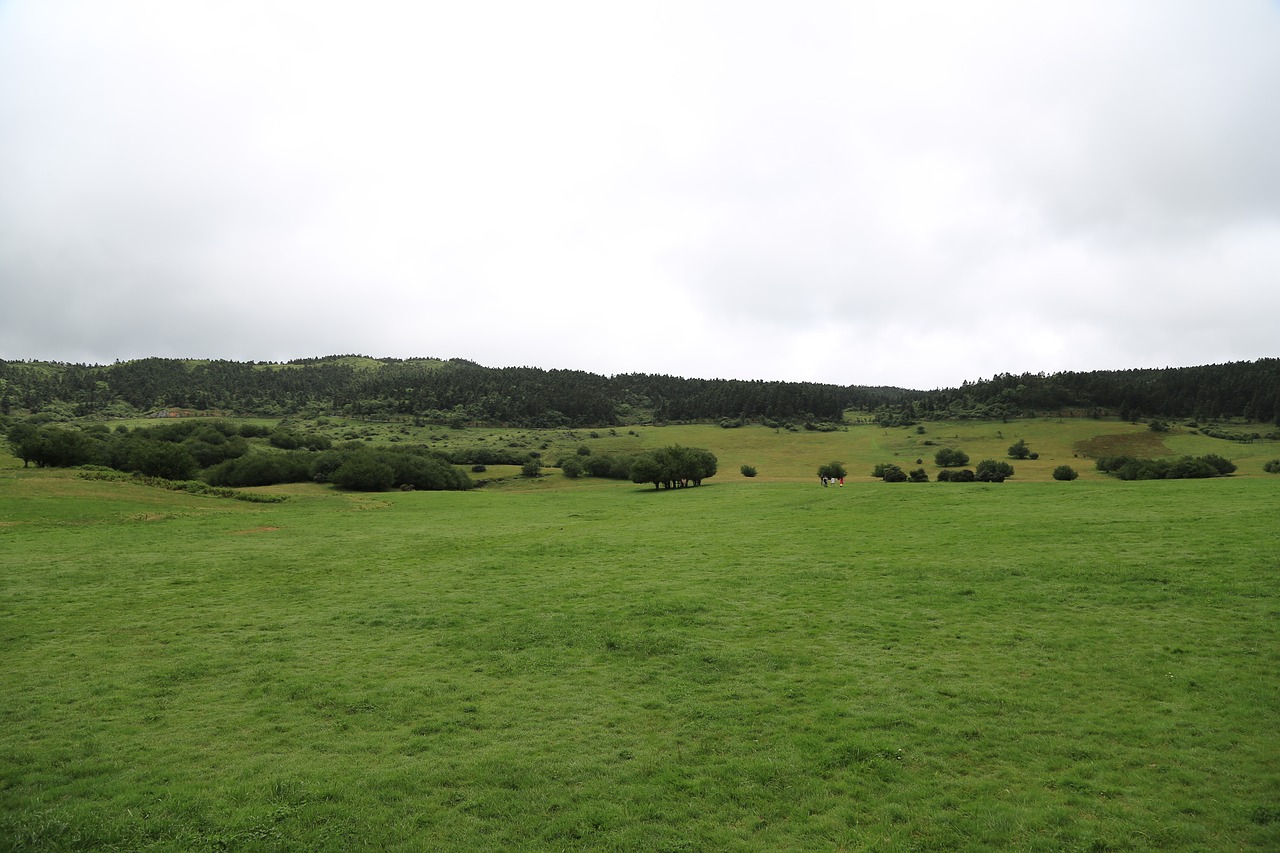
top-left (909, 468), bottom-right (929, 482)
top-left (128, 441), bottom-right (199, 481)
top-left (937, 468), bottom-right (975, 482)
top-left (445, 447), bottom-right (530, 466)
top-left (269, 428), bottom-right (303, 450)
top-left (333, 454), bottom-right (396, 491)
top-left (1200, 454), bottom-right (1237, 475)
top-left (561, 457), bottom-right (584, 478)
top-left (1007, 439), bottom-right (1030, 459)
top-left (934, 447), bottom-right (970, 467)
top-left (817, 461), bottom-right (847, 480)
top-left (975, 459), bottom-right (1014, 482)
top-left (740, 464), bottom-right (758, 477)
top-left (205, 452), bottom-right (313, 487)
top-left (1265, 459), bottom-right (1280, 474)
top-left (1052, 465), bottom-right (1079, 481)
top-left (521, 460), bottom-right (541, 478)
top-left (386, 451), bottom-right (472, 490)
top-left (1096, 454), bottom-right (1236, 481)
top-left (872, 462), bottom-right (905, 481)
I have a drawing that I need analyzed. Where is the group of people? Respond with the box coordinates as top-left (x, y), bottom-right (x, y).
top-left (820, 476), bottom-right (844, 487)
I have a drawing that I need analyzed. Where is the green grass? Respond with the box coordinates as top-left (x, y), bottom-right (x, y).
top-left (2, 431), bottom-right (1279, 851)
top-left (241, 415), bottom-right (1280, 484)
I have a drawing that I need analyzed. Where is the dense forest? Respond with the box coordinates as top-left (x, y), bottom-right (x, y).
top-left (0, 355), bottom-right (1276, 428)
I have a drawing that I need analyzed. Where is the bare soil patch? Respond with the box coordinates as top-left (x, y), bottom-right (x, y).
top-left (1074, 431), bottom-right (1171, 459)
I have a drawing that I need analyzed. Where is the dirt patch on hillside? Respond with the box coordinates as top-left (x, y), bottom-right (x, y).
top-left (229, 526), bottom-right (282, 535)
top-left (1074, 431), bottom-right (1171, 459)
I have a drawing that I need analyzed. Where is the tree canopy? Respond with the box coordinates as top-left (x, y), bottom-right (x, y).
top-left (630, 445), bottom-right (718, 490)
top-left (4, 356), bottom-right (1274, 427)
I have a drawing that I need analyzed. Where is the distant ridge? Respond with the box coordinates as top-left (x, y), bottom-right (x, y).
top-left (0, 356), bottom-right (1275, 427)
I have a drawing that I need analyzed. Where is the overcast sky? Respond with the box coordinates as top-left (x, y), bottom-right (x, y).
top-left (1, 1), bottom-right (1277, 390)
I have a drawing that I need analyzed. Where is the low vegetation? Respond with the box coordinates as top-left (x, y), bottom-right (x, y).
top-left (1095, 453), bottom-right (1238, 480)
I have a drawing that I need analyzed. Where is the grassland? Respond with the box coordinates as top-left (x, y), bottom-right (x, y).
top-left (256, 415), bottom-right (1280, 484)
top-left (2, 420), bottom-right (1279, 851)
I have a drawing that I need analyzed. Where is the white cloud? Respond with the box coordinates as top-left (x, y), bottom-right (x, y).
top-left (1, 0), bottom-right (1277, 388)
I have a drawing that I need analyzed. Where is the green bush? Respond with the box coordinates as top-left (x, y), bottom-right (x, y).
top-left (975, 459), bottom-right (1014, 482)
top-left (817, 461), bottom-right (847, 480)
top-left (934, 447), bottom-right (969, 467)
top-left (740, 464), bottom-right (758, 477)
top-left (1096, 453), bottom-right (1236, 480)
top-left (872, 462), bottom-right (905, 481)
top-left (205, 452), bottom-right (313, 487)
top-left (583, 454), bottom-right (636, 479)
top-left (128, 441), bottom-right (199, 481)
top-left (1052, 465), bottom-right (1079, 481)
top-left (631, 446), bottom-right (718, 489)
top-left (334, 454), bottom-right (396, 491)
top-left (1265, 459), bottom-right (1280, 474)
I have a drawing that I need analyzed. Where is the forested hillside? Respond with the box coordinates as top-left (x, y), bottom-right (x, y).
top-left (0, 356), bottom-right (1276, 427)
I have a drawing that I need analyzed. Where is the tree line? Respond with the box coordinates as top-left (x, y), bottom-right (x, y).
top-left (878, 360), bottom-right (1279, 426)
top-left (1, 356), bottom-right (1276, 428)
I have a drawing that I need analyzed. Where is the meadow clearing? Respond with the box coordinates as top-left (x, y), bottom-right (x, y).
top-left (2, 419), bottom-right (1278, 850)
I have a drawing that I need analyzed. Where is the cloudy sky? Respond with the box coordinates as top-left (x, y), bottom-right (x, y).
top-left (1, 1), bottom-right (1277, 390)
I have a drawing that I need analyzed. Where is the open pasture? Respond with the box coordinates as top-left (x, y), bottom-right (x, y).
top-left (216, 415), bottom-right (1280, 484)
top-left (2, 437), bottom-right (1279, 850)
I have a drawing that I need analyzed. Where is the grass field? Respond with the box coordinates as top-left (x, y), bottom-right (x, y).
top-left (177, 414), bottom-right (1280, 485)
top-left (2, 421), bottom-right (1279, 851)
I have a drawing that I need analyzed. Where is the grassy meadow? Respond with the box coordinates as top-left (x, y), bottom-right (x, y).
top-left (2, 419), bottom-right (1279, 851)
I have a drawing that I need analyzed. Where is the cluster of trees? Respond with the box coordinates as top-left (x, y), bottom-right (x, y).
top-left (3, 419), bottom-right (472, 492)
top-left (872, 463), bottom-right (928, 482)
top-left (868, 458), bottom-right (1019, 483)
top-left (6, 419), bottom-right (265, 479)
top-left (865, 360), bottom-right (1280, 425)
top-left (6, 355), bottom-right (1273, 428)
top-left (206, 444), bottom-right (472, 491)
top-left (629, 446), bottom-right (718, 489)
top-left (0, 356), bottom-right (902, 427)
top-left (1095, 454), bottom-right (1237, 480)
top-left (935, 460), bottom-right (1016, 482)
